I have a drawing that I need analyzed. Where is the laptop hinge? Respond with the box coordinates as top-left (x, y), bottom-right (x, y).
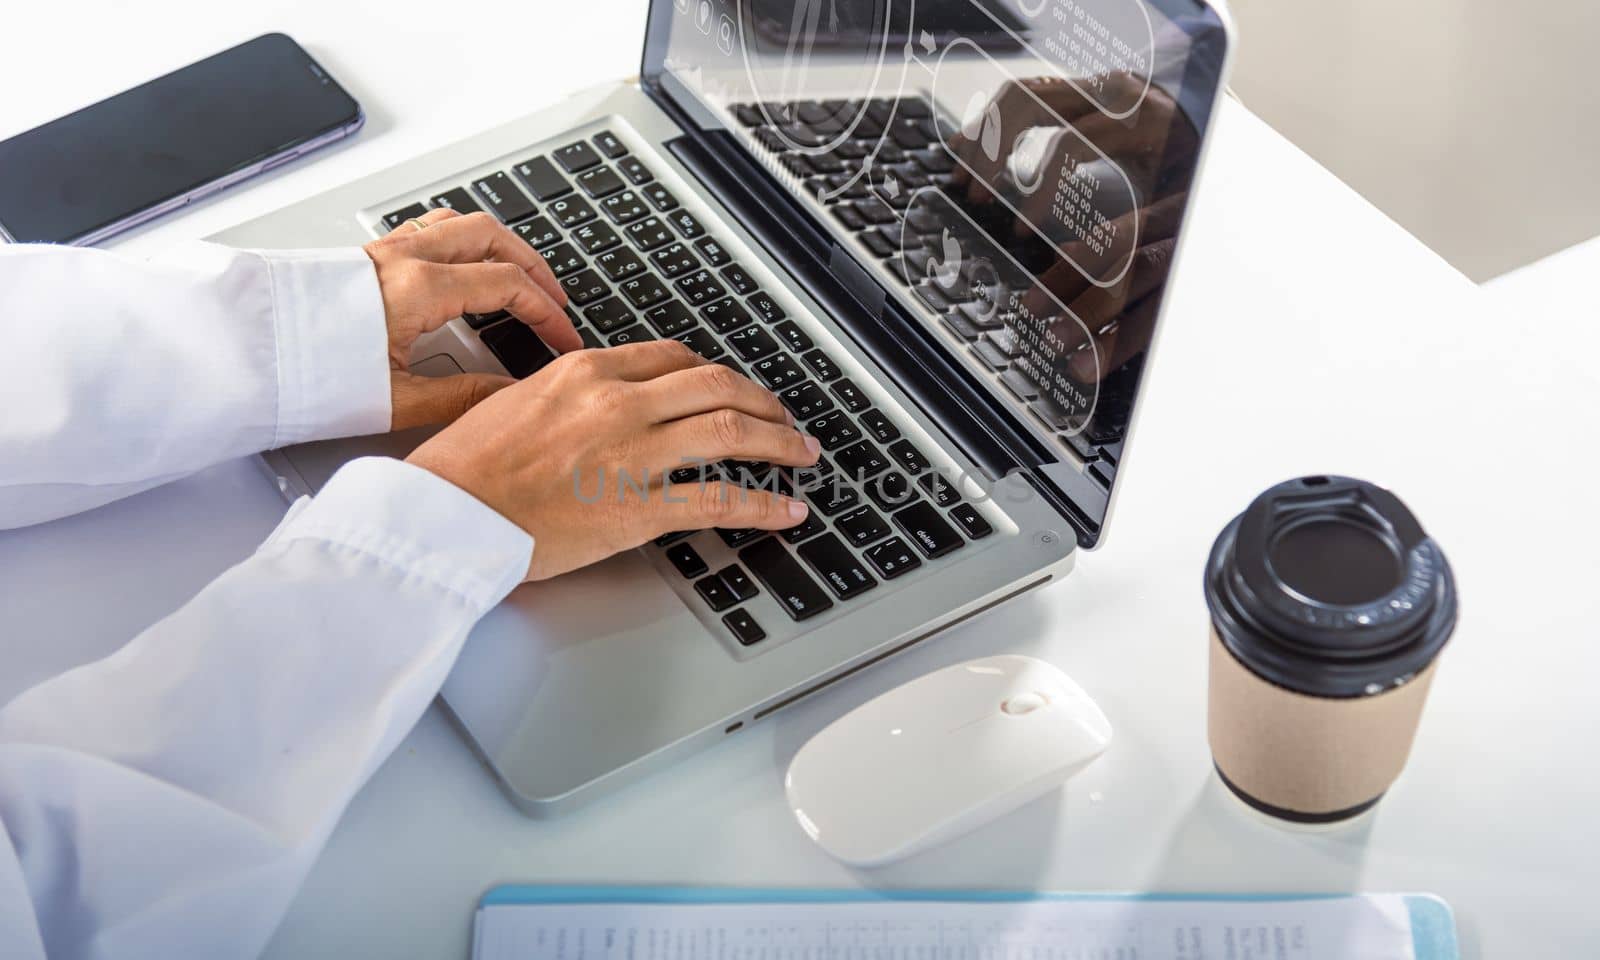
top-left (827, 244), bottom-right (887, 318)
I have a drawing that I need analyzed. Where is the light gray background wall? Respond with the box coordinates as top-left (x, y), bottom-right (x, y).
top-left (1228, 0), bottom-right (1598, 281)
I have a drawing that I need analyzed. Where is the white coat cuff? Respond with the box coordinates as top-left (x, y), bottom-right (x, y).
top-left (267, 457), bottom-right (533, 611)
top-left (259, 248), bottom-right (392, 446)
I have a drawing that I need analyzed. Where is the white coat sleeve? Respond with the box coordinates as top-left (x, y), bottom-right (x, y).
top-left (0, 456), bottom-right (534, 960)
top-left (0, 242), bottom-right (392, 529)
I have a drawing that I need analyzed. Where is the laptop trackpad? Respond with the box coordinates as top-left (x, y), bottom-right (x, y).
top-left (440, 546), bottom-right (706, 771)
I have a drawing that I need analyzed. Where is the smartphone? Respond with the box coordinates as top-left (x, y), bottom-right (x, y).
top-left (0, 33), bottom-right (363, 245)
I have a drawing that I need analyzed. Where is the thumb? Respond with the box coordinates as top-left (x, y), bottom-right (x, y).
top-left (390, 370), bottom-right (516, 431)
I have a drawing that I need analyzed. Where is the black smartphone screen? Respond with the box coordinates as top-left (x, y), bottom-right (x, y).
top-left (0, 33), bottom-right (362, 244)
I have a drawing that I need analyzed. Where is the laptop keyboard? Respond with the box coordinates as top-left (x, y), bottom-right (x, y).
top-left (380, 125), bottom-right (997, 652)
top-left (728, 96), bottom-right (1131, 463)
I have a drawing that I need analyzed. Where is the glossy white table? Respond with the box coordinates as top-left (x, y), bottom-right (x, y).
top-left (3, 3), bottom-right (1597, 958)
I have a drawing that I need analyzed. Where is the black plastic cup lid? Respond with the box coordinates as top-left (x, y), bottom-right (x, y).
top-left (1204, 476), bottom-right (1457, 698)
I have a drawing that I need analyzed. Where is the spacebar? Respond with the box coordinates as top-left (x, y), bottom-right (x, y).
top-left (739, 538), bottom-right (834, 621)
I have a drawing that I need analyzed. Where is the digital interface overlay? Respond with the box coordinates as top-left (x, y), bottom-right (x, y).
top-left (654, 0), bottom-right (1228, 521)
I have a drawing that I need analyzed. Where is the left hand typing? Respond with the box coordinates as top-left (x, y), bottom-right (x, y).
top-left (364, 208), bottom-right (581, 429)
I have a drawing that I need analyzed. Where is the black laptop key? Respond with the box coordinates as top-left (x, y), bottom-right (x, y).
top-left (666, 210), bottom-right (705, 238)
top-left (719, 564), bottom-right (760, 601)
top-left (694, 236), bottom-right (731, 267)
top-left (720, 264), bottom-right (758, 296)
top-left (778, 381), bottom-right (833, 420)
top-left (620, 275), bottom-right (671, 309)
top-left (836, 505), bottom-right (891, 549)
top-left (514, 155), bottom-right (573, 201)
top-left (893, 500), bottom-right (964, 559)
top-left (642, 183), bottom-right (679, 211)
top-left (479, 320), bottom-right (556, 379)
top-left (626, 216), bottom-right (674, 251)
top-left (596, 248), bottom-right (646, 282)
top-left (831, 205), bottom-right (867, 232)
top-left (773, 320), bottom-right (813, 353)
top-left (666, 542), bottom-right (708, 578)
top-left (617, 155), bottom-right (653, 185)
top-left (592, 130), bottom-right (628, 159)
top-left (695, 574), bottom-right (736, 612)
top-left (802, 349), bottom-right (842, 382)
top-left (804, 477), bottom-right (860, 516)
top-left (865, 537), bottom-right (922, 580)
top-left (430, 187), bottom-right (481, 214)
top-left (651, 242), bottom-right (699, 278)
top-left (798, 533), bottom-right (877, 600)
top-left (752, 354), bottom-right (805, 390)
top-left (726, 326), bottom-right (781, 363)
top-left (560, 269), bottom-right (610, 306)
top-left (918, 471), bottom-right (963, 507)
top-left (834, 440), bottom-right (889, 480)
top-left (807, 409), bottom-right (860, 450)
top-left (577, 166), bottom-right (626, 198)
top-left (858, 408), bottom-right (900, 443)
top-left (747, 290), bottom-right (786, 323)
top-left (859, 229), bottom-right (897, 258)
top-left (831, 379), bottom-right (869, 413)
top-left (471, 172), bottom-right (536, 223)
top-left (676, 269), bottom-right (727, 307)
top-left (606, 324), bottom-right (653, 346)
top-left (888, 438), bottom-right (931, 474)
top-left (864, 470), bottom-right (917, 512)
top-left (579, 327), bottom-right (604, 349)
top-left (554, 140), bottom-right (602, 173)
top-left (779, 511), bottom-right (828, 544)
top-left (677, 327), bottom-right (725, 360)
top-left (548, 195), bottom-right (597, 229)
top-left (462, 309), bottom-right (509, 330)
top-left (541, 242), bottom-right (585, 278)
top-left (600, 191), bottom-right (649, 225)
top-left (722, 608), bottom-right (767, 646)
top-left (584, 296), bottom-right (635, 334)
top-left (701, 298), bottom-right (754, 334)
top-left (382, 202), bottom-right (429, 231)
top-left (949, 502), bottom-right (994, 540)
top-left (514, 216), bottom-right (562, 250)
top-left (716, 527), bottom-right (766, 549)
top-left (740, 538), bottom-right (834, 621)
top-left (645, 300), bottom-right (696, 337)
top-left (567, 222), bottom-right (619, 256)
top-left (853, 198), bottom-right (896, 225)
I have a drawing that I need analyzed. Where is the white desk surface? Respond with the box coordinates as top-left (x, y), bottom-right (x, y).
top-left (3, 3), bottom-right (1597, 958)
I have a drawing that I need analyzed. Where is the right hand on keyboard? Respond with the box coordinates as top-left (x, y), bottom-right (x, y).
top-left (405, 339), bottom-right (819, 582)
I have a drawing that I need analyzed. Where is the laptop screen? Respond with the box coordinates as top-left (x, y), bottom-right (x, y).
top-left (645, 0), bottom-right (1229, 544)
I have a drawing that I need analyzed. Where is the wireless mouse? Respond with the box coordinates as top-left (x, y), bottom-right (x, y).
top-left (785, 655), bottom-right (1112, 867)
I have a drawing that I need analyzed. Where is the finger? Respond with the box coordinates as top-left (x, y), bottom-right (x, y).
top-left (649, 409), bottom-right (820, 470)
top-left (416, 207), bottom-right (462, 227)
top-left (656, 479), bottom-right (809, 535)
top-left (1056, 237), bottom-right (1176, 350)
top-left (405, 211), bottom-right (566, 307)
top-left (389, 370), bottom-right (515, 430)
top-left (585, 338), bottom-right (710, 382)
top-left (428, 261), bottom-right (582, 354)
top-left (1068, 293), bottom-right (1160, 384)
top-left (634, 361), bottom-right (792, 426)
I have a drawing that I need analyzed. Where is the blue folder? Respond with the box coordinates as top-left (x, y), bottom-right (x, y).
top-left (479, 885), bottom-right (1458, 959)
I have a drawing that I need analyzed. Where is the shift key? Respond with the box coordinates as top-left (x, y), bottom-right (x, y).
top-left (740, 538), bottom-right (834, 621)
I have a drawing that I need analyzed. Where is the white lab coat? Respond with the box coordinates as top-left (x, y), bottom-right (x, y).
top-left (0, 242), bottom-right (534, 960)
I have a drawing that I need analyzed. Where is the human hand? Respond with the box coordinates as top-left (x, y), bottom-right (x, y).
top-left (363, 208), bottom-right (581, 430)
top-left (405, 340), bottom-right (820, 581)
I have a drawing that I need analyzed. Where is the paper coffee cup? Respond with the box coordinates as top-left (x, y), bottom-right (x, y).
top-left (1204, 476), bottom-right (1457, 824)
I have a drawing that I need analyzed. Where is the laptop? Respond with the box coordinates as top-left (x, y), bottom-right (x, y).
top-left (220, 0), bottom-right (1233, 815)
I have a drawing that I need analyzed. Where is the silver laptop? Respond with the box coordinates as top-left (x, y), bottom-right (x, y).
top-left (220, 0), bottom-right (1233, 815)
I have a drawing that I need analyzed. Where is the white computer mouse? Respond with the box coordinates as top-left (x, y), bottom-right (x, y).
top-left (785, 654), bottom-right (1112, 867)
